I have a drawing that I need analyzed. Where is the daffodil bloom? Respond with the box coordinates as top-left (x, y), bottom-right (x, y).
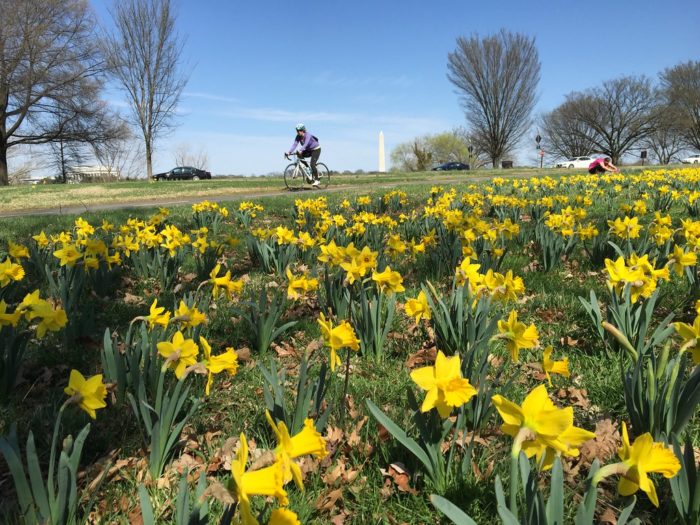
top-left (592, 423), bottom-right (680, 507)
top-left (0, 300), bottom-right (22, 327)
top-left (410, 351), bottom-right (477, 418)
top-left (209, 264), bottom-right (237, 300)
top-left (371, 266), bottom-right (405, 294)
top-left (317, 313), bottom-right (360, 371)
top-left (53, 243), bottom-right (83, 267)
top-left (200, 338), bottom-right (239, 395)
top-left (144, 299), bottom-right (171, 331)
top-left (267, 509), bottom-right (300, 525)
top-left (340, 256), bottom-right (368, 284)
top-left (0, 258), bottom-right (25, 287)
top-left (608, 216), bottom-right (642, 240)
top-left (668, 245), bottom-right (697, 277)
top-left (455, 259), bottom-right (482, 289)
top-left (481, 269), bottom-right (525, 303)
top-left (285, 268), bottom-right (318, 300)
top-left (230, 433), bottom-right (287, 525)
top-left (405, 290), bottom-right (431, 323)
top-left (673, 315), bottom-right (700, 364)
top-left (266, 411), bottom-right (328, 489)
top-left (174, 300), bottom-right (207, 328)
top-left (64, 369), bottom-right (107, 419)
top-left (32, 231), bottom-right (50, 248)
top-left (491, 385), bottom-right (594, 466)
top-left (497, 310), bottom-right (539, 362)
top-left (157, 331), bottom-right (199, 378)
top-left (541, 346), bottom-right (570, 386)
top-left (275, 226), bottom-right (296, 245)
top-left (30, 301), bottom-right (68, 338)
top-left (8, 241), bottom-right (29, 260)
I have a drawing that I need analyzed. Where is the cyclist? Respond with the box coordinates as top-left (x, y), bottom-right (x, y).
top-left (285, 123), bottom-right (322, 187)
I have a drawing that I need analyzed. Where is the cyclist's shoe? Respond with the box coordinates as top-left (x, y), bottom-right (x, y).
top-left (311, 179), bottom-right (321, 187)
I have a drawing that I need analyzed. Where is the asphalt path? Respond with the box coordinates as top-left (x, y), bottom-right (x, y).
top-left (0, 172), bottom-right (522, 218)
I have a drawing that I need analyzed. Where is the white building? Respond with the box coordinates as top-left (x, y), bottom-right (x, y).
top-left (66, 165), bottom-right (120, 183)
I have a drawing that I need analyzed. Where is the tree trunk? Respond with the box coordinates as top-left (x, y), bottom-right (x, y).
top-left (145, 141), bottom-right (153, 179)
top-left (0, 142), bottom-right (7, 186)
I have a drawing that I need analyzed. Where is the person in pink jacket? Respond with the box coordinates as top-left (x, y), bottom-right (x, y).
top-left (588, 157), bottom-right (619, 175)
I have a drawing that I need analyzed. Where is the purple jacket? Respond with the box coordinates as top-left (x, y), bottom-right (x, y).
top-left (288, 132), bottom-right (320, 154)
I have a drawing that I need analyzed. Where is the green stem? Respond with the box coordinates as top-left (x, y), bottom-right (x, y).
top-left (509, 450), bottom-right (519, 514)
top-left (48, 399), bottom-right (72, 501)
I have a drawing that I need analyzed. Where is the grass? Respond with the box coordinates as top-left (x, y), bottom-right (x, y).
top-left (0, 164), bottom-right (663, 216)
top-left (0, 165), bottom-right (698, 524)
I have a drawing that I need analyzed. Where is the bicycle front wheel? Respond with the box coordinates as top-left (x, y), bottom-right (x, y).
top-left (283, 163), bottom-right (304, 190)
top-left (315, 163), bottom-right (330, 189)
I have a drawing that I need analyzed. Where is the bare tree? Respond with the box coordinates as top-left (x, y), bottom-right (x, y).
top-left (447, 30), bottom-right (540, 168)
top-left (173, 143), bottom-right (209, 170)
top-left (660, 60), bottom-right (700, 151)
top-left (0, 0), bottom-right (107, 186)
top-left (642, 106), bottom-right (685, 164)
top-left (541, 100), bottom-right (598, 160)
top-left (104, 0), bottom-right (188, 180)
top-left (91, 121), bottom-right (144, 179)
top-left (564, 76), bottom-right (658, 164)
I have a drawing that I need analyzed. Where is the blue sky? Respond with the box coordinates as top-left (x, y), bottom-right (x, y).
top-left (93, 0), bottom-right (700, 175)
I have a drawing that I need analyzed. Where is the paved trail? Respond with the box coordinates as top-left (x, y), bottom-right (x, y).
top-left (0, 172), bottom-right (523, 218)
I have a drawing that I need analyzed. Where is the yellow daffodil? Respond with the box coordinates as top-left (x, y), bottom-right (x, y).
top-left (405, 290), bottom-right (431, 323)
top-left (266, 411), bottom-right (328, 489)
top-left (31, 301), bottom-right (68, 338)
top-left (0, 300), bottom-right (22, 327)
top-left (200, 338), bottom-right (239, 395)
top-left (673, 314), bottom-right (700, 364)
top-left (497, 310), bottom-right (539, 362)
top-left (371, 266), bottom-right (405, 294)
top-left (541, 346), bottom-right (570, 386)
top-left (592, 423), bottom-right (680, 507)
top-left (0, 258), bottom-right (25, 287)
top-left (668, 245), bottom-right (697, 277)
top-left (8, 241), bottom-right (29, 260)
top-left (157, 331), bottom-right (199, 378)
top-left (268, 509), bottom-right (300, 525)
top-left (230, 433), bottom-right (287, 525)
top-left (410, 350), bottom-right (477, 418)
top-left (608, 216), bottom-right (642, 240)
top-left (53, 244), bottom-right (83, 267)
top-left (63, 369), bottom-right (107, 419)
top-left (174, 300), bottom-right (207, 328)
top-left (455, 259), bottom-right (482, 289)
top-left (32, 231), bottom-right (50, 248)
top-left (317, 313), bottom-right (360, 371)
top-left (491, 385), bottom-right (594, 466)
top-left (144, 299), bottom-right (171, 331)
top-left (481, 269), bottom-right (525, 303)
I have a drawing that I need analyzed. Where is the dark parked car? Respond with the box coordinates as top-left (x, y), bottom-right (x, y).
top-left (431, 162), bottom-right (470, 171)
top-left (153, 166), bottom-right (212, 181)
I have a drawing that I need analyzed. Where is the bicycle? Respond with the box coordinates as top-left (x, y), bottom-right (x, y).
top-left (283, 153), bottom-right (330, 190)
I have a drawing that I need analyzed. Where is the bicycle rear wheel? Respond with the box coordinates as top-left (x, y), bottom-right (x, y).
top-left (315, 163), bottom-right (330, 189)
top-left (284, 163), bottom-right (304, 190)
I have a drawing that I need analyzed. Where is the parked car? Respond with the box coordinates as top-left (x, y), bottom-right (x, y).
top-left (555, 156), bottom-right (599, 169)
top-left (681, 154), bottom-right (700, 164)
top-left (431, 162), bottom-right (470, 171)
top-left (153, 166), bottom-right (212, 181)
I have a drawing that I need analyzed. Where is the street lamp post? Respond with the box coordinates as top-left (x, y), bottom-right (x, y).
top-left (535, 134), bottom-right (543, 169)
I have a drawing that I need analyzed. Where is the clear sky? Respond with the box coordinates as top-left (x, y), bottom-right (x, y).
top-left (93, 0), bottom-right (700, 175)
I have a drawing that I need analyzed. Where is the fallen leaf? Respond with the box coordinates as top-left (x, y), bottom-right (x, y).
top-left (315, 488), bottom-right (343, 512)
top-left (380, 462), bottom-right (417, 495)
top-left (123, 293), bottom-right (145, 305)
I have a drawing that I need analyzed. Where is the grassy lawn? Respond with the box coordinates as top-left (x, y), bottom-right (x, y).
top-left (0, 164), bottom-right (662, 215)
top-left (0, 165), bottom-right (698, 524)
